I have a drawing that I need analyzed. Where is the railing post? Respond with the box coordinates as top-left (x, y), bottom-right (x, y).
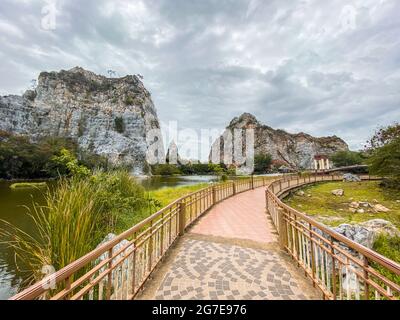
top-left (251, 176), bottom-right (254, 190)
top-left (330, 239), bottom-right (337, 300)
top-left (363, 256), bottom-right (370, 300)
top-left (179, 201), bottom-right (186, 236)
top-left (278, 208), bottom-right (288, 250)
top-left (232, 182), bottom-right (236, 195)
top-left (212, 186), bottom-right (217, 204)
top-left (106, 248), bottom-right (113, 300)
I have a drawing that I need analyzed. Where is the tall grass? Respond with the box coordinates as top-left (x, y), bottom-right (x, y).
top-left (0, 170), bottom-right (146, 286)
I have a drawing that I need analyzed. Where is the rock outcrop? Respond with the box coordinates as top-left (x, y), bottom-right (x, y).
top-left (165, 140), bottom-right (183, 165)
top-left (0, 67), bottom-right (163, 174)
top-left (333, 219), bottom-right (400, 249)
top-left (210, 113), bottom-right (348, 170)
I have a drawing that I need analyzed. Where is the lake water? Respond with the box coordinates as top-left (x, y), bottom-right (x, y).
top-left (0, 175), bottom-right (219, 299)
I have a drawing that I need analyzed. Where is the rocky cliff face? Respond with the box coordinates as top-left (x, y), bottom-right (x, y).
top-left (210, 113), bottom-right (349, 170)
top-left (0, 67), bottom-right (163, 174)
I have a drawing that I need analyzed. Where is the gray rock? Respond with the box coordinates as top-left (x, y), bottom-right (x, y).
top-left (343, 173), bottom-right (361, 182)
top-left (209, 113), bottom-right (348, 170)
top-left (332, 189), bottom-right (344, 196)
top-left (359, 219), bottom-right (400, 238)
top-left (333, 219), bottom-right (400, 249)
top-left (0, 67), bottom-right (164, 174)
top-left (349, 202), bottom-right (360, 209)
top-left (333, 223), bottom-right (375, 248)
top-left (373, 204), bottom-right (390, 212)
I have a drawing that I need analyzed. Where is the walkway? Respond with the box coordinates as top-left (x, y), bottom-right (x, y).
top-left (138, 188), bottom-right (320, 300)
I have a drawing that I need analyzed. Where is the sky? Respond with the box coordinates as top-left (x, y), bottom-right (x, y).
top-left (0, 0), bottom-right (399, 157)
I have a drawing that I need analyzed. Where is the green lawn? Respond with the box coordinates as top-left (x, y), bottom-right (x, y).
top-left (147, 183), bottom-right (210, 208)
top-left (116, 183), bottom-right (209, 233)
top-left (284, 181), bottom-right (400, 227)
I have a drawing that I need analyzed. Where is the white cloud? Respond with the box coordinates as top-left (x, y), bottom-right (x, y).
top-left (0, 0), bottom-right (399, 155)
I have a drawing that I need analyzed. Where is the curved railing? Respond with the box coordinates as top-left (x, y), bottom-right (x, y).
top-left (10, 176), bottom-right (272, 300)
top-left (266, 174), bottom-right (400, 300)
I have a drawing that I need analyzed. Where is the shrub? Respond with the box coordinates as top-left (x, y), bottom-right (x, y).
top-left (0, 133), bottom-right (78, 179)
top-left (254, 154), bottom-right (272, 174)
top-left (151, 164), bottom-right (181, 176)
top-left (0, 170), bottom-right (146, 285)
top-left (331, 150), bottom-right (365, 167)
top-left (373, 235), bottom-right (400, 285)
top-left (124, 96), bottom-right (135, 106)
top-left (114, 116), bottom-right (125, 134)
top-left (50, 148), bottom-right (91, 178)
top-left (367, 137), bottom-right (400, 188)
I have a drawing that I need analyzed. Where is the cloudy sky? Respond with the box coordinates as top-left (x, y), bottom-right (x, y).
top-left (0, 0), bottom-right (399, 155)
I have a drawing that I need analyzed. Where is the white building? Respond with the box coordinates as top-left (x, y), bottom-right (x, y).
top-left (313, 155), bottom-right (331, 171)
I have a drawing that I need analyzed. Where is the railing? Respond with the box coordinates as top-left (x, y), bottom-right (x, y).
top-left (10, 176), bottom-right (271, 300)
top-left (266, 174), bottom-right (400, 300)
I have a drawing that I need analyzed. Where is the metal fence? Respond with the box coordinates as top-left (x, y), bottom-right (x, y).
top-left (266, 174), bottom-right (400, 300)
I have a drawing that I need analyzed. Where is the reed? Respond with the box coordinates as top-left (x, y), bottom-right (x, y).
top-left (0, 170), bottom-right (146, 286)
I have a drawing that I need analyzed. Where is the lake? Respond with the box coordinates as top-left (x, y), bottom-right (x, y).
top-left (0, 175), bottom-right (219, 300)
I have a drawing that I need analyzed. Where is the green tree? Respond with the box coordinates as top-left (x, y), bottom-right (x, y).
top-left (367, 137), bottom-right (400, 188)
top-left (331, 151), bottom-right (364, 167)
top-left (254, 154), bottom-right (272, 174)
top-left (151, 164), bottom-right (181, 176)
top-left (366, 123), bottom-right (400, 151)
top-left (51, 148), bottom-right (91, 178)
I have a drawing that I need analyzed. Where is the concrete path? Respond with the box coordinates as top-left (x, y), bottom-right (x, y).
top-left (138, 188), bottom-right (320, 300)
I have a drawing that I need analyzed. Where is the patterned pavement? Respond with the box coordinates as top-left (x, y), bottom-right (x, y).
top-left (153, 238), bottom-right (318, 300)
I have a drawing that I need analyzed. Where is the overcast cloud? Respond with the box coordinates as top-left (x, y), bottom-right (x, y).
top-left (0, 0), bottom-right (399, 154)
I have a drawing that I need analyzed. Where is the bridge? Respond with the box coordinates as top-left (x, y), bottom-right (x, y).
top-left (10, 172), bottom-right (400, 300)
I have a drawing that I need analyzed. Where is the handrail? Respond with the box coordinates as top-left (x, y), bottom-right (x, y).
top-left (10, 175), bottom-right (272, 300)
top-left (266, 174), bottom-right (400, 300)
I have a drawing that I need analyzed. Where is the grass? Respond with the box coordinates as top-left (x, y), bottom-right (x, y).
top-left (117, 183), bottom-right (210, 233)
top-left (148, 183), bottom-right (209, 208)
top-left (0, 170), bottom-right (146, 285)
top-left (10, 182), bottom-right (47, 190)
top-left (285, 181), bottom-right (400, 285)
top-left (284, 181), bottom-right (400, 227)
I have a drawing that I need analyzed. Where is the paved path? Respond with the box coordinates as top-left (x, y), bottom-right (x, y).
top-left (191, 188), bottom-right (276, 244)
top-left (139, 188), bottom-right (320, 300)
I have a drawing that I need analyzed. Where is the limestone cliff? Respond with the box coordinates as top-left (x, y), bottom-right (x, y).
top-left (0, 67), bottom-right (163, 174)
top-left (210, 113), bottom-right (349, 170)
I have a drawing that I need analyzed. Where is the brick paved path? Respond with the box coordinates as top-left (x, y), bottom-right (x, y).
top-left (139, 188), bottom-right (320, 300)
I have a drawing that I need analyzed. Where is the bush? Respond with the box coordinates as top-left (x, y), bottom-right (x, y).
top-left (124, 96), bottom-right (135, 106)
top-left (151, 164), bottom-right (181, 176)
top-left (254, 154), bottom-right (272, 174)
top-left (331, 150), bottom-right (365, 167)
top-left (0, 170), bottom-right (146, 284)
top-left (50, 148), bottom-right (91, 178)
top-left (373, 235), bottom-right (400, 285)
top-left (367, 137), bottom-right (400, 188)
top-left (114, 117), bottom-right (125, 134)
top-left (0, 132), bottom-right (78, 179)
top-left (366, 122), bottom-right (400, 151)
top-left (0, 132), bottom-right (110, 179)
